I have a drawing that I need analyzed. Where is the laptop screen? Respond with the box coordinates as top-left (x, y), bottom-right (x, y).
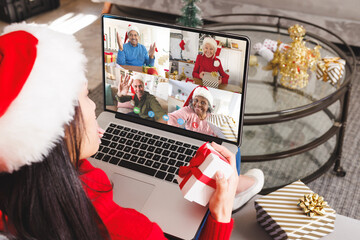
top-left (102, 15), bottom-right (249, 146)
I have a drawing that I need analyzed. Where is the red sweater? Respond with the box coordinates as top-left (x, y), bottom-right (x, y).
top-left (192, 54), bottom-right (229, 84)
top-left (0, 159), bottom-right (234, 239)
top-left (79, 159), bottom-right (234, 239)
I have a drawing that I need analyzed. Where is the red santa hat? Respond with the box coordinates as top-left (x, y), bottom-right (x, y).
top-left (202, 37), bottom-right (218, 57)
top-left (129, 73), bottom-right (145, 98)
top-left (124, 24), bottom-right (140, 44)
top-left (0, 23), bottom-right (87, 173)
top-left (183, 86), bottom-right (213, 108)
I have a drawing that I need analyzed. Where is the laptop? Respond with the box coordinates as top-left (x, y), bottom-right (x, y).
top-left (89, 14), bottom-right (250, 239)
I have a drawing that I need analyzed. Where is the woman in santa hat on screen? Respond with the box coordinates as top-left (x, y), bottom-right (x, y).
top-left (116, 24), bottom-right (156, 67)
top-left (168, 86), bottom-right (223, 137)
top-left (192, 37), bottom-right (229, 85)
top-left (0, 23), bottom-right (254, 240)
top-left (168, 85), bottom-right (265, 211)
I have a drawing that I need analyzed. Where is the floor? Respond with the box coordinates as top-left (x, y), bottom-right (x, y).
top-left (1, 0), bottom-right (359, 220)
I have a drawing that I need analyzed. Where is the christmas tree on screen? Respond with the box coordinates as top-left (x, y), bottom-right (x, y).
top-left (177, 0), bottom-right (203, 28)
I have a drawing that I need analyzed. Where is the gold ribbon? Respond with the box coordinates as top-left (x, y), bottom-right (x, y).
top-left (319, 57), bottom-right (342, 82)
top-left (298, 193), bottom-right (328, 217)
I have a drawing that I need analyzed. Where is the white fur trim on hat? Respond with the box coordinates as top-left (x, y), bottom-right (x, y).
top-left (0, 23), bottom-right (87, 173)
top-left (133, 72), bottom-right (144, 82)
top-left (193, 87), bottom-right (213, 107)
top-left (202, 37), bottom-right (217, 57)
top-left (127, 25), bottom-right (140, 36)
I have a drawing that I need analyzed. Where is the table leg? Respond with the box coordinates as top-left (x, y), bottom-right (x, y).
top-left (333, 83), bottom-right (352, 177)
top-left (273, 74), bottom-right (278, 91)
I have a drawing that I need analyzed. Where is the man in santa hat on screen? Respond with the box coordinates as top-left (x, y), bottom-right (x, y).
top-left (115, 73), bottom-right (167, 123)
top-left (116, 24), bottom-right (156, 67)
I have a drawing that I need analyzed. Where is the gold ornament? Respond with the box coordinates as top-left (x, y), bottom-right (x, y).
top-left (298, 193), bottom-right (328, 218)
top-left (271, 24), bottom-right (322, 89)
top-left (178, 67), bottom-right (187, 80)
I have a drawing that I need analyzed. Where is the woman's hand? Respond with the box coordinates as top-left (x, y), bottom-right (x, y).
top-left (199, 71), bottom-right (205, 79)
top-left (218, 76), bottom-right (222, 84)
top-left (117, 32), bottom-right (123, 51)
top-left (208, 142), bottom-right (238, 223)
top-left (117, 74), bottom-right (133, 97)
top-left (149, 42), bottom-right (156, 59)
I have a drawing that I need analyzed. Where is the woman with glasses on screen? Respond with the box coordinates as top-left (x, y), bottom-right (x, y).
top-left (168, 86), bottom-right (224, 137)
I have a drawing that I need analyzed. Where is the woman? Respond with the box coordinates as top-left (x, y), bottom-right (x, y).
top-left (168, 86), bottom-right (223, 137)
top-left (0, 23), bottom-right (109, 239)
top-left (192, 37), bottom-right (229, 85)
top-left (0, 23), bottom-right (241, 239)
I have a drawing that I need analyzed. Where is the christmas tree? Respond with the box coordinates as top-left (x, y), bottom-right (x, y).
top-left (176, 0), bottom-right (203, 28)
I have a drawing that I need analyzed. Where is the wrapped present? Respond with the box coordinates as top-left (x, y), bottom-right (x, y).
top-left (185, 78), bottom-right (194, 83)
top-left (316, 57), bottom-right (345, 86)
top-left (253, 42), bottom-right (274, 62)
top-left (263, 39), bottom-right (289, 52)
top-left (104, 52), bottom-right (115, 63)
top-left (202, 72), bottom-right (220, 88)
top-left (255, 180), bottom-right (336, 240)
top-left (177, 142), bottom-right (233, 206)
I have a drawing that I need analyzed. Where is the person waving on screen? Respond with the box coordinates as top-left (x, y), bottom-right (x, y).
top-left (116, 24), bottom-right (156, 67)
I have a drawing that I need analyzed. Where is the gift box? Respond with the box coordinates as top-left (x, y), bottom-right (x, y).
top-left (316, 57), bottom-right (345, 86)
top-left (177, 142), bottom-right (233, 206)
top-left (255, 180), bottom-right (336, 240)
top-left (202, 72), bottom-right (220, 89)
top-left (104, 52), bottom-right (115, 63)
top-left (263, 39), bottom-right (289, 52)
top-left (185, 78), bottom-right (194, 83)
top-left (253, 42), bottom-right (274, 62)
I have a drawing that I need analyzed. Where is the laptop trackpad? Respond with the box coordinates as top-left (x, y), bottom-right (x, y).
top-left (111, 173), bottom-right (155, 211)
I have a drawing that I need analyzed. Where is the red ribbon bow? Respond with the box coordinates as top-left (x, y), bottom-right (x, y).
top-left (178, 143), bottom-right (229, 190)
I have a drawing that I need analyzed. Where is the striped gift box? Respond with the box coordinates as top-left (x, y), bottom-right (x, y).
top-left (207, 114), bottom-right (238, 141)
top-left (202, 72), bottom-right (220, 89)
top-left (255, 180), bottom-right (336, 240)
top-left (316, 57), bottom-right (346, 86)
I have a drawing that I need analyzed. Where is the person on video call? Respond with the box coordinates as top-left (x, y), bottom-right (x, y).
top-left (115, 73), bottom-right (167, 123)
top-left (0, 23), bottom-right (265, 240)
top-left (116, 25), bottom-right (156, 67)
top-left (192, 37), bottom-right (229, 85)
top-left (168, 86), bottom-right (224, 138)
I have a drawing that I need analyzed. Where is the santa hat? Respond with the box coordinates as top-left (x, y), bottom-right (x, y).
top-left (183, 86), bottom-right (213, 108)
top-left (124, 24), bottom-right (140, 44)
top-left (202, 37), bottom-right (218, 57)
top-left (0, 23), bottom-right (87, 173)
top-left (129, 73), bottom-right (145, 98)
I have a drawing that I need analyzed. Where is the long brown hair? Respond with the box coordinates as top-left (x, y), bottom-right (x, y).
top-left (0, 105), bottom-right (110, 239)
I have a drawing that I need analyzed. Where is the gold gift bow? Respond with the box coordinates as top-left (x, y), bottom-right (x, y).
top-left (319, 57), bottom-right (343, 83)
top-left (298, 193), bottom-right (328, 217)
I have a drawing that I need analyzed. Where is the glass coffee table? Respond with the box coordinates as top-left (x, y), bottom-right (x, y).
top-left (205, 14), bottom-right (357, 193)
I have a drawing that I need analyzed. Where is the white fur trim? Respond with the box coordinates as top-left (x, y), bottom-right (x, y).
top-left (127, 25), bottom-right (140, 36)
top-left (193, 87), bottom-right (213, 107)
top-left (214, 59), bottom-right (220, 67)
top-left (202, 37), bottom-right (217, 57)
top-left (133, 72), bottom-right (144, 82)
top-left (0, 23), bottom-right (87, 173)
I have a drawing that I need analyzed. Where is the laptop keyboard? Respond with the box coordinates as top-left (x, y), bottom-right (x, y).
top-left (93, 123), bottom-right (199, 184)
